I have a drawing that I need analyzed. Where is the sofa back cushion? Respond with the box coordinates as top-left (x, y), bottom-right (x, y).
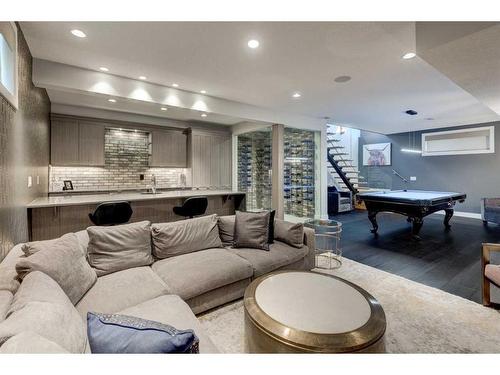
top-left (217, 215), bottom-right (235, 246)
top-left (15, 233), bottom-right (97, 305)
top-left (152, 215), bottom-right (222, 259)
top-left (87, 220), bottom-right (153, 276)
top-left (0, 331), bottom-right (69, 353)
top-left (274, 219), bottom-right (304, 248)
top-left (0, 244), bottom-right (24, 294)
top-left (22, 233), bottom-right (85, 257)
top-left (0, 271), bottom-right (87, 353)
top-left (0, 291), bottom-right (13, 323)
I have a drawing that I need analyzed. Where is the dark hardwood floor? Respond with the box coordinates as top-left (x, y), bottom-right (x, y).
top-left (329, 210), bottom-right (500, 303)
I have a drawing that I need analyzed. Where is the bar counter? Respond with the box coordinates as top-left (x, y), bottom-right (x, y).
top-left (27, 190), bottom-right (246, 241)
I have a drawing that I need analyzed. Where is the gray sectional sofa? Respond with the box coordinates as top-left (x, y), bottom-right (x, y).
top-left (0, 214), bottom-right (315, 353)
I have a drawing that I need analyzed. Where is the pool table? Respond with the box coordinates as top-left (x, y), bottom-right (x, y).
top-left (357, 190), bottom-right (466, 239)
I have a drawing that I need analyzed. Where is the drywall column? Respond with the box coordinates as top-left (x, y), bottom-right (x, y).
top-left (271, 124), bottom-right (285, 219)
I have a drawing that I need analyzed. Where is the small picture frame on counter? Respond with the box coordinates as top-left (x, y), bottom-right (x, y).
top-left (63, 180), bottom-right (74, 191)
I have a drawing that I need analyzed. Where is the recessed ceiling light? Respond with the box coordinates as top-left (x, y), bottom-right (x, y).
top-left (139, 76), bottom-right (147, 80)
top-left (108, 98), bottom-right (116, 103)
top-left (334, 75), bottom-right (352, 83)
top-left (405, 109), bottom-right (418, 115)
top-left (200, 90), bottom-right (207, 94)
top-left (71, 29), bottom-right (86, 38)
top-left (99, 67), bottom-right (109, 72)
top-left (292, 92), bottom-right (301, 98)
top-left (201, 113), bottom-right (208, 118)
top-left (247, 39), bottom-right (260, 49)
top-left (172, 83), bottom-right (179, 88)
top-left (160, 107), bottom-right (167, 111)
top-left (425, 117), bottom-right (434, 121)
top-left (402, 52), bottom-right (416, 60)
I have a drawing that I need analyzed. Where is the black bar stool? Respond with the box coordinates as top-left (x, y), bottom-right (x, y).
top-left (173, 197), bottom-right (208, 219)
top-left (89, 201), bottom-right (133, 226)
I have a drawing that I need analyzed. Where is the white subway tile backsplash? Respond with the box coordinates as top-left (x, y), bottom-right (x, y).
top-left (49, 128), bottom-right (191, 192)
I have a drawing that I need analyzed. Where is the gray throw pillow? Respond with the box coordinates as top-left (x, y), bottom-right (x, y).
top-left (274, 219), bottom-right (304, 248)
top-left (22, 233), bottom-right (85, 257)
top-left (0, 331), bottom-right (69, 353)
top-left (87, 220), bottom-right (153, 276)
top-left (15, 233), bottom-right (97, 305)
top-left (233, 211), bottom-right (270, 251)
top-left (152, 215), bottom-right (222, 259)
top-left (217, 215), bottom-right (235, 246)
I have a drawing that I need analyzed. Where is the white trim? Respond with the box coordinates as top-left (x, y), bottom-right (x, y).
top-left (0, 22), bottom-right (18, 109)
top-left (432, 211), bottom-right (482, 220)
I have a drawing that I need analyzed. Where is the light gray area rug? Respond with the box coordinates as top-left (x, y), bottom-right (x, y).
top-left (198, 258), bottom-right (500, 353)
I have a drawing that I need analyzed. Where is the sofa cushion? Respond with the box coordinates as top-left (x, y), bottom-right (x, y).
top-left (15, 233), bottom-right (97, 305)
top-left (217, 215), bottom-right (235, 246)
top-left (87, 312), bottom-right (199, 354)
top-left (152, 248), bottom-right (253, 300)
top-left (274, 219), bottom-right (304, 248)
top-left (152, 215), bottom-right (222, 259)
top-left (0, 244), bottom-right (24, 293)
top-left (0, 291), bottom-right (13, 322)
top-left (0, 331), bottom-right (69, 353)
top-left (87, 221), bottom-right (154, 276)
top-left (233, 211), bottom-right (270, 250)
top-left (118, 295), bottom-right (218, 353)
top-left (8, 271), bottom-right (71, 315)
top-left (228, 240), bottom-right (309, 277)
top-left (76, 266), bottom-right (170, 318)
top-left (0, 300), bottom-right (86, 353)
top-left (0, 270), bottom-right (86, 353)
top-left (22, 233), bottom-right (85, 257)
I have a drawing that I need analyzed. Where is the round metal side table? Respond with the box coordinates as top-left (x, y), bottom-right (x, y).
top-left (304, 219), bottom-right (342, 269)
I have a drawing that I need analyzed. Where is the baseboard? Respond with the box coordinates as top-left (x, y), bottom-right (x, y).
top-left (432, 211), bottom-right (482, 220)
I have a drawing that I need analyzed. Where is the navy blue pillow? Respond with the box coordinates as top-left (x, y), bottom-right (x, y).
top-left (87, 312), bottom-right (199, 354)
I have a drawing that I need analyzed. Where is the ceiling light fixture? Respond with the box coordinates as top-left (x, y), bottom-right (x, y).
top-left (71, 29), bottom-right (86, 38)
top-left (139, 76), bottom-right (147, 80)
top-left (292, 92), bottom-right (301, 98)
top-left (334, 75), bottom-right (352, 83)
top-left (161, 107), bottom-right (167, 111)
top-left (247, 39), bottom-right (260, 49)
top-left (108, 98), bottom-right (116, 103)
top-left (172, 83), bottom-right (179, 88)
top-left (201, 113), bottom-right (208, 118)
top-left (401, 148), bottom-right (422, 154)
top-left (200, 90), bottom-right (206, 94)
top-left (99, 67), bottom-right (109, 72)
top-left (402, 52), bottom-right (416, 60)
top-left (405, 109), bottom-right (418, 115)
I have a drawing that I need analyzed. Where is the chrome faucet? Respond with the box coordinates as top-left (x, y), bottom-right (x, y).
top-left (151, 174), bottom-right (157, 194)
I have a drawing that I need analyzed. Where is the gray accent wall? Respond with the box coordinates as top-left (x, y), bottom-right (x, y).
top-left (0, 25), bottom-right (50, 260)
top-left (359, 121), bottom-right (500, 213)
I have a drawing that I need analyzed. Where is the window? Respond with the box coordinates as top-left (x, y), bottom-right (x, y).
top-left (0, 22), bottom-right (18, 109)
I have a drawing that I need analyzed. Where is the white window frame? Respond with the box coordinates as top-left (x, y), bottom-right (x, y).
top-left (0, 22), bottom-right (18, 109)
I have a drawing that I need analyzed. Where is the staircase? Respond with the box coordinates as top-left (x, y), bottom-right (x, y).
top-left (326, 130), bottom-right (369, 194)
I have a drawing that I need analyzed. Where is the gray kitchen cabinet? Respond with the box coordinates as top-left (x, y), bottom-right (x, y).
top-left (191, 132), bottom-right (232, 189)
top-left (150, 130), bottom-right (187, 167)
top-left (50, 118), bottom-right (80, 166)
top-left (78, 121), bottom-right (105, 166)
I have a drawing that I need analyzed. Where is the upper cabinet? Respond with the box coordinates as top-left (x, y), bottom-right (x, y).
top-left (191, 131), bottom-right (232, 190)
top-left (50, 118), bottom-right (80, 166)
top-left (51, 118), bottom-right (105, 166)
top-left (150, 130), bottom-right (187, 167)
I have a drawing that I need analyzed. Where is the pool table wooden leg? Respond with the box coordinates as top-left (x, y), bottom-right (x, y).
top-left (368, 211), bottom-right (379, 236)
top-left (412, 217), bottom-right (423, 239)
top-left (444, 208), bottom-right (454, 229)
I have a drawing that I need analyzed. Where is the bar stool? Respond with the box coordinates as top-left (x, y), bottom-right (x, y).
top-left (88, 201), bottom-right (133, 226)
top-left (173, 197), bottom-right (208, 219)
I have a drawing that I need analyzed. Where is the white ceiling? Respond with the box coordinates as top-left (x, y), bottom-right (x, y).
top-left (20, 22), bottom-right (500, 134)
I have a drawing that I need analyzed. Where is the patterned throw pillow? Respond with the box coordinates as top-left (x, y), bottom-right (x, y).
top-left (87, 312), bottom-right (199, 354)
